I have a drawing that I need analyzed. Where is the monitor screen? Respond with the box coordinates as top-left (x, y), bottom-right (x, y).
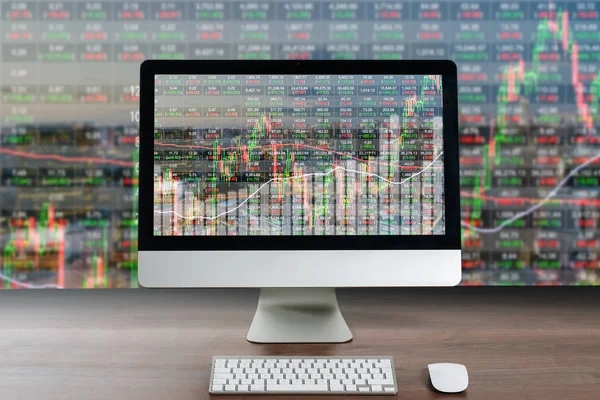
top-left (152, 74), bottom-right (445, 236)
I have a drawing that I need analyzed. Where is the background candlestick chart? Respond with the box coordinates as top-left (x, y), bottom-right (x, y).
top-left (1, 0), bottom-right (600, 288)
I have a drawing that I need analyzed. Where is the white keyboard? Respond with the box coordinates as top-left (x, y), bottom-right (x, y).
top-left (209, 356), bottom-right (398, 395)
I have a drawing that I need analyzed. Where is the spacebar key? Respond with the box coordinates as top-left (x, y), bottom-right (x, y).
top-left (267, 384), bottom-right (328, 392)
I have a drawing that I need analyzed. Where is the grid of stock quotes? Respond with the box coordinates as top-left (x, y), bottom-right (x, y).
top-left (0, 0), bottom-right (599, 288)
top-left (153, 74), bottom-right (445, 236)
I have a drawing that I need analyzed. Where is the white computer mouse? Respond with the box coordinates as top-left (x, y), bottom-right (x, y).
top-left (428, 363), bottom-right (469, 393)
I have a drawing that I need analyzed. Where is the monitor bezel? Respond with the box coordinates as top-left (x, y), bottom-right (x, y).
top-left (139, 60), bottom-right (460, 251)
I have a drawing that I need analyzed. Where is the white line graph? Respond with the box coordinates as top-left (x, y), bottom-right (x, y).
top-left (0, 271), bottom-right (63, 289)
top-left (462, 150), bottom-right (600, 234)
top-left (154, 151), bottom-right (444, 220)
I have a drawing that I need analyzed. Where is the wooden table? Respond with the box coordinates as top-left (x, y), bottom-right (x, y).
top-left (1, 288), bottom-right (599, 400)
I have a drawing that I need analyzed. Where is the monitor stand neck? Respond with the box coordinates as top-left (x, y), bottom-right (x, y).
top-left (247, 288), bottom-right (353, 344)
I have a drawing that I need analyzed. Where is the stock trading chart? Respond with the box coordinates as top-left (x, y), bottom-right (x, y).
top-left (0, 0), bottom-right (599, 288)
top-left (153, 74), bottom-right (445, 236)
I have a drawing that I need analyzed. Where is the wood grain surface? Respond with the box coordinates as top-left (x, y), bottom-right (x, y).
top-left (0, 288), bottom-right (599, 400)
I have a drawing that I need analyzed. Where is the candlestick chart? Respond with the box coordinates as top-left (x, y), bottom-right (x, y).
top-left (1, 0), bottom-right (600, 287)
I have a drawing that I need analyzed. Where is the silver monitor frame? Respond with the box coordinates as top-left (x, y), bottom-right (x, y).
top-left (139, 250), bottom-right (461, 288)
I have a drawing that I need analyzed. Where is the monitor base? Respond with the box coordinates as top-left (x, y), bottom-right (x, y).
top-left (247, 288), bottom-right (353, 344)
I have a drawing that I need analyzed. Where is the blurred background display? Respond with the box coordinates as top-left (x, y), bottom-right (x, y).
top-left (1, 0), bottom-right (599, 288)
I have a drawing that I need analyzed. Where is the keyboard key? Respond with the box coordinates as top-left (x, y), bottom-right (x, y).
top-left (267, 384), bottom-right (328, 392)
top-left (212, 379), bottom-right (227, 385)
top-left (372, 385), bottom-right (383, 392)
top-left (346, 384), bottom-right (357, 392)
top-left (368, 378), bottom-right (394, 385)
top-left (225, 384), bottom-right (236, 391)
top-left (238, 384), bottom-right (249, 392)
top-left (250, 385), bottom-right (264, 392)
top-left (358, 386), bottom-right (370, 392)
top-left (211, 385), bottom-right (223, 392)
top-left (330, 385), bottom-right (345, 392)
top-left (214, 367), bottom-right (230, 374)
top-left (384, 386), bottom-right (396, 392)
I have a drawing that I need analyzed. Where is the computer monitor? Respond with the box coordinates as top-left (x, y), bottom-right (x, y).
top-left (138, 60), bottom-right (461, 343)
